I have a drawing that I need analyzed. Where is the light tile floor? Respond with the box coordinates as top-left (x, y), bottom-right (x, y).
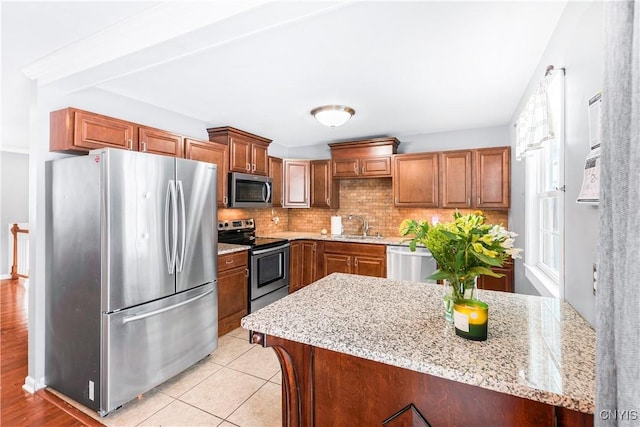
top-left (53, 327), bottom-right (282, 427)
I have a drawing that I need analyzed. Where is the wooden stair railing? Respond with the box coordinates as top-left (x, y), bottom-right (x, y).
top-left (10, 223), bottom-right (29, 279)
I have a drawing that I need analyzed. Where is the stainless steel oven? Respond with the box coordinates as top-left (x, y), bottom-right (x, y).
top-left (217, 219), bottom-right (290, 313)
top-left (250, 242), bottom-right (289, 312)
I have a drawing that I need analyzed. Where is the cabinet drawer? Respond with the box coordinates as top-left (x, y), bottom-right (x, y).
top-left (218, 251), bottom-right (248, 273)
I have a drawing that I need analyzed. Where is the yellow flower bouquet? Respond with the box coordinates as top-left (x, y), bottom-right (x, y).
top-left (399, 210), bottom-right (522, 303)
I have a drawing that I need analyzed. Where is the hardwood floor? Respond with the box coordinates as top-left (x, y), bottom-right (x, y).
top-left (1, 278), bottom-right (102, 426)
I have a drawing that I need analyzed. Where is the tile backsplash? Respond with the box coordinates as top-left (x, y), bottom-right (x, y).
top-left (218, 178), bottom-right (508, 237)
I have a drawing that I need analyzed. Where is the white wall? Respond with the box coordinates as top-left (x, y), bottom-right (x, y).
top-left (0, 152), bottom-right (29, 275)
top-left (288, 125), bottom-right (510, 159)
top-left (509, 1), bottom-right (603, 326)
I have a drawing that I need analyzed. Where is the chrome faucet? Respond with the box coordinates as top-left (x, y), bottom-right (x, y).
top-left (348, 214), bottom-right (369, 236)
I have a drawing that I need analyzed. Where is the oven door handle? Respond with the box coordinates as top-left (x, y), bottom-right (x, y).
top-left (251, 243), bottom-right (290, 255)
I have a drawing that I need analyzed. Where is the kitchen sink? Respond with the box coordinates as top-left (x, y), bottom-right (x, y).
top-left (337, 235), bottom-right (384, 240)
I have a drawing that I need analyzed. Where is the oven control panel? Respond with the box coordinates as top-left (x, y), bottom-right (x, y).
top-left (217, 218), bottom-right (254, 231)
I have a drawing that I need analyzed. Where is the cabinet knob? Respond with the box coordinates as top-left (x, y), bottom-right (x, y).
top-left (252, 163), bottom-right (256, 172)
top-left (246, 163), bottom-right (251, 171)
top-left (346, 258), bottom-right (351, 267)
top-left (326, 198), bottom-right (330, 206)
top-left (245, 268), bottom-right (249, 277)
top-left (354, 257), bottom-right (359, 267)
top-left (141, 141), bottom-right (147, 152)
top-left (223, 196), bottom-right (228, 206)
top-left (225, 259), bottom-right (234, 265)
top-left (128, 139), bottom-right (133, 150)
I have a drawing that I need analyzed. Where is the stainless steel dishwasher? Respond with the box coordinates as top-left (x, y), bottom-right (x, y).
top-left (386, 245), bottom-right (437, 283)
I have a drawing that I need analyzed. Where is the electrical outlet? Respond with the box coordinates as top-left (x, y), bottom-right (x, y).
top-left (592, 263), bottom-right (597, 295)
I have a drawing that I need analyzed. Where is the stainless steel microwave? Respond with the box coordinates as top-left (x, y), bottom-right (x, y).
top-left (228, 172), bottom-right (273, 208)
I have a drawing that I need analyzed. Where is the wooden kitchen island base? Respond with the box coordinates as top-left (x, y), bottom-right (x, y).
top-left (251, 332), bottom-right (593, 427)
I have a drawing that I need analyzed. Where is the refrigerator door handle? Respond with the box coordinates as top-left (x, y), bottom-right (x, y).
top-left (165, 180), bottom-right (178, 274)
top-left (176, 180), bottom-right (186, 272)
top-left (122, 288), bottom-right (213, 324)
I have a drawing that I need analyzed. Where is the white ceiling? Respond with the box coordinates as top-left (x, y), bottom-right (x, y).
top-left (6, 1), bottom-right (567, 148)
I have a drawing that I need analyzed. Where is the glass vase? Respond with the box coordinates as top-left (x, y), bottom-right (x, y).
top-left (443, 276), bottom-right (478, 322)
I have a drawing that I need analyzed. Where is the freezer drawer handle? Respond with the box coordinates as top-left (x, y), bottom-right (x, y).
top-left (122, 289), bottom-right (213, 324)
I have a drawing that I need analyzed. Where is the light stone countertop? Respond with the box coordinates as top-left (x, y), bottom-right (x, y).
top-left (217, 243), bottom-right (251, 255)
top-left (241, 273), bottom-right (595, 414)
top-left (259, 231), bottom-right (408, 246)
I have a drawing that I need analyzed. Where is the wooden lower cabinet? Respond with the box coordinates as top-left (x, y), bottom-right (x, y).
top-left (289, 240), bottom-right (320, 293)
top-left (253, 333), bottom-right (593, 427)
top-left (217, 251), bottom-right (248, 336)
top-left (478, 261), bottom-right (514, 293)
top-left (322, 242), bottom-right (386, 278)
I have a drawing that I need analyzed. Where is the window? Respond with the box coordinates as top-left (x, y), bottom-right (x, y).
top-left (524, 72), bottom-right (564, 298)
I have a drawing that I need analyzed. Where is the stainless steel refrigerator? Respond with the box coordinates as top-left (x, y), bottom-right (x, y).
top-left (45, 148), bottom-right (218, 416)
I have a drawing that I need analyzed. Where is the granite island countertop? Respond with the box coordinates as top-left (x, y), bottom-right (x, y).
top-left (241, 273), bottom-right (595, 414)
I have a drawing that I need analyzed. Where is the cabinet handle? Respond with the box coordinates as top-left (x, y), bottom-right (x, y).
top-left (223, 196), bottom-right (228, 206)
top-left (252, 163), bottom-right (256, 172)
top-left (478, 197), bottom-right (481, 205)
top-left (362, 166), bottom-right (365, 174)
top-left (128, 139), bottom-right (133, 150)
top-left (312, 242), bottom-right (317, 251)
top-left (354, 257), bottom-right (358, 267)
top-left (246, 163), bottom-right (251, 172)
top-left (141, 141), bottom-right (147, 152)
top-left (346, 258), bottom-right (351, 267)
top-left (353, 164), bottom-right (358, 174)
top-left (225, 259), bottom-right (234, 265)
top-left (245, 268), bottom-right (249, 277)
top-left (395, 198), bottom-right (399, 205)
top-left (326, 198), bottom-right (330, 206)
top-left (467, 198), bottom-right (470, 205)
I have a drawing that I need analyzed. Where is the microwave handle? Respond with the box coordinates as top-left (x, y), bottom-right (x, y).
top-left (263, 182), bottom-right (272, 203)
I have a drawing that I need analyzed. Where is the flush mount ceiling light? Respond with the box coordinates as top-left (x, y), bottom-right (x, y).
top-left (310, 105), bottom-right (355, 127)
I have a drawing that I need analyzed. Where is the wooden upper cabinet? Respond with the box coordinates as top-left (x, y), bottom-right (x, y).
top-left (475, 147), bottom-right (510, 209)
top-left (310, 160), bottom-right (339, 208)
top-left (50, 108), bottom-right (137, 153)
top-left (329, 137), bottom-right (399, 179)
top-left (184, 138), bottom-right (229, 208)
top-left (440, 150), bottom-right (472, 208)
top-left (393, 153), bottom-right (439, 207)
top-left (283, 160), bottom-right (310, 208)
top-left (207, 127), bottom-right (272, 176)
top-left (139, 126), bottom-right (183, 158)
top-left (269, 156), bottom-right (284, 208)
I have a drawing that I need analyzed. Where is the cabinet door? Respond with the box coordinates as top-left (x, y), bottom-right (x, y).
top-left (310, 160), bottom-right (339, 208)
top-left (475, 147), bottom-right (510, 209)
top-left (333, 159), bottom-right (360, 178)
top-left (74, 110), bottom-right (136, 151)
top-left (301, 241), bottom-right (318, 286)
top-left (353, 255), bottom-right (386, 278)
top-left (477, 263), bottom-right (514, 293)
top-left (289, 241), bottom-right (303, 293)
top-left (440, 150), bottom-right (472, 208)
top-left (323, 253), bottom-right (352, 276)
top-left (393, 153), bottom-right (439, 207)
top-left (185, 138), bottom-right (229, 208)
top-left (139, 127), bottom-right (183, 158)
top-left (361, 157), bottom-right (392, 177)
top-left (217, 251), bottom-right (249, 337)
top-left (283, 160), bottom-right (310, 208)
top-left (269, 157), bottom-right (284, 207)
top-left (252, 143), bottom-right (269, 176)
top-left (229, 135), bottom-right (252, 173)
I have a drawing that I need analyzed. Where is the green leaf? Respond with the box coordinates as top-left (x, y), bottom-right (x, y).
top-left (471, 251), bottom-right (503, 267)
top-left (468, 266), bottom-right (503, 278)
top-left (427, 269), bottom-right (453, 280)
top-left (440, 230), bottom-right (460, 241)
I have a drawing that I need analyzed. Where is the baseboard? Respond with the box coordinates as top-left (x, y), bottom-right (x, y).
top-left (23, 375), bottom-right (46, 394)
